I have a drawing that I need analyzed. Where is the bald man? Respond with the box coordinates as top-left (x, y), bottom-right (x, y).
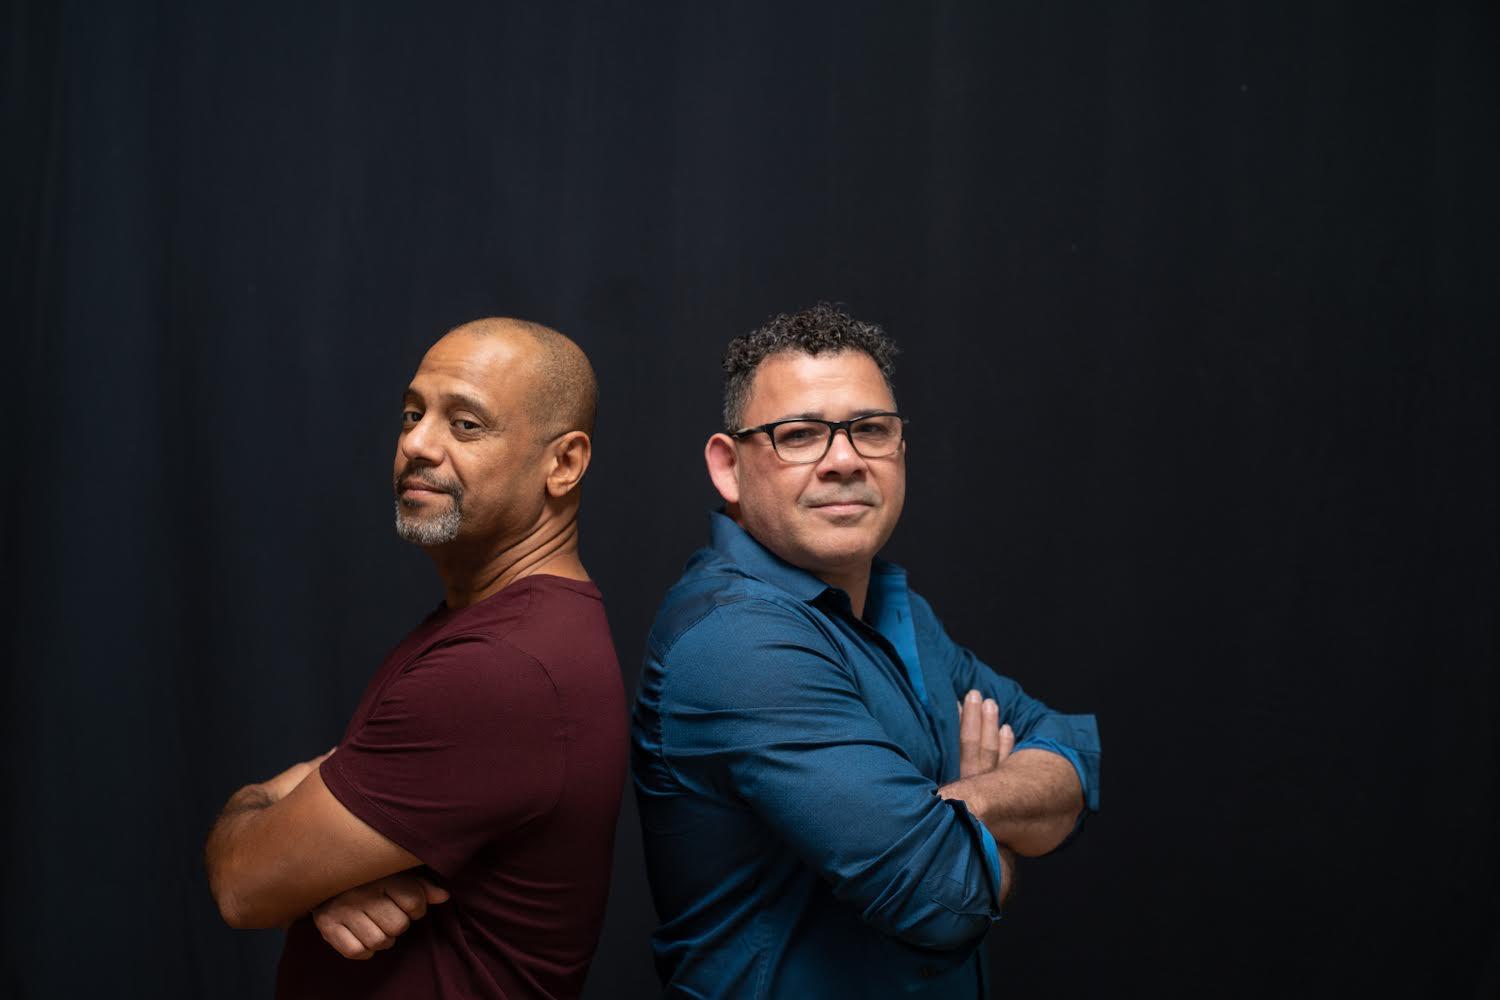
top-left (206, 319), bottom-right (627, 999)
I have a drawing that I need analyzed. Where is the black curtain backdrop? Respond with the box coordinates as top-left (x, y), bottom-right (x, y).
top-left (4, 3), bottom-right (1496, 997)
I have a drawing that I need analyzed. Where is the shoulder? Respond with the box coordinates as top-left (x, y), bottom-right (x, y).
top-left (650, 569), bottom-right (831, 665)
top-left (396, 631), bottom-right (560, 714)
top-left (647, 597), bottom-right (847, 723)
top-left (649, 548), bottom-right (811, 648)
top-left (448, 574), bottom-right (620, 686)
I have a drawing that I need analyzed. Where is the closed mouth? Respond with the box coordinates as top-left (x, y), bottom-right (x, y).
top-left (399, 480), bottom-right (451, 496)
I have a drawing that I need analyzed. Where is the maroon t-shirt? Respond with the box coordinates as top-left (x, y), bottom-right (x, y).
top-left (275, 575), bottom-right (626, 1000)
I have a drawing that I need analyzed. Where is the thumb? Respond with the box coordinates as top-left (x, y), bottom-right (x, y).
top-left (420, 879), bottom-right (451, 904)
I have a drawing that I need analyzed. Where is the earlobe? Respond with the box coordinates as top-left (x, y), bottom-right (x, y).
top-left (704, 434), bottom-right (740, 505)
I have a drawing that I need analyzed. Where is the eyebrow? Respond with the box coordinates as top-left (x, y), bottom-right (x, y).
top-left (403, 388), bottom-right (496, 424)
top-left (764, 407), bottom-right (893, 423)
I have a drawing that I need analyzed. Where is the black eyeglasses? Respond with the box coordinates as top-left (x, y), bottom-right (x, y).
top-left (730, 412), bottom-right (907, 464)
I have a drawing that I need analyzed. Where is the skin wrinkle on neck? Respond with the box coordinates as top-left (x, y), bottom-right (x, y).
top-left (430, 496), bottom-right (586, 609)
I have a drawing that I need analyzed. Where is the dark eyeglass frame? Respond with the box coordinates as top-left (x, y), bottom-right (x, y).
top-left (729, 411), bottom-right (909, 464)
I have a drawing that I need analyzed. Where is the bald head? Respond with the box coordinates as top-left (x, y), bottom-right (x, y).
top-left (446, 317), bottom-right (598, 442)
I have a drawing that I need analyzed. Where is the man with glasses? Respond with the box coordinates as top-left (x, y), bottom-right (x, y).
top-left (632, 303), bottom-right (1101, 998)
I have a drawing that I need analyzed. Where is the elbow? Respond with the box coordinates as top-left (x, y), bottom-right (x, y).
top-left (859, 879), bottom-right (993, 952)
top-left (208, 865), bottom-right (286, 930)
top-left (1008, 825), bottom-right (1067, 858)
top-left (215, 890), bottom-right (254, 930)
top-left (213, 886), bottom-right (286, 930)
top-left (877, 907), bottom-right (989, 953)
top-left (209, 869), bottom-right (255, 929)
top-left (1009, 798), bottom-right (1086, 857)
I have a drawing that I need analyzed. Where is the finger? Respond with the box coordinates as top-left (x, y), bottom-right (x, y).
top-left (333, 928), bottom-right (373, 960)
top-left (998, 723), bottom-right (1015, 760)
top-left (979, 699), bottom-right (1001, 770)
top-left (347, 912), bottom-right (394, 952)
top-left (382, 879), bottom-right (430, 918)
top-left (366, 898), bottom-right (413, 939)
top-left (420, 878), bottom-right (451, 905)
top-left (315, 915), bottom-right (373, 960)
top-left (958, 689), bottom-right (983, 776)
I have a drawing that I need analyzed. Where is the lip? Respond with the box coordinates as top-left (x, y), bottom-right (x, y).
top-left (809, 501), bottom-right (872, 514)
top-left (398, 481), bottom-right (450, 497)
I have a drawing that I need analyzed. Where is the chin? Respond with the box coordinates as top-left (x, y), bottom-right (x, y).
top-left (802, 538), bottom-right (879, 571)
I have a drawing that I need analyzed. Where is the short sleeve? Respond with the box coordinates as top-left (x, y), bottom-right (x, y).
top-left (321, 635), bottom-right (565, 878)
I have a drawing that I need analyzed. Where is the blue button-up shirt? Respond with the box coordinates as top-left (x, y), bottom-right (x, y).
top-left (632, 514), bottom-right (1101, 998)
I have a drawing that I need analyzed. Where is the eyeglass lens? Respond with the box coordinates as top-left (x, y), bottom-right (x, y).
top-left (771, 415), bottom-right (902, 462)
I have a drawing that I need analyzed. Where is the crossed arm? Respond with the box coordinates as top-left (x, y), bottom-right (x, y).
top-left (204, 751), bottom-right (445, 956)
top-left (940, 690), bottom-right (1087, 859)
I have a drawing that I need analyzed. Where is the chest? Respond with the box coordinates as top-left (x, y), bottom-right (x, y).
top-left (818, 612), bottom-right (956, 783)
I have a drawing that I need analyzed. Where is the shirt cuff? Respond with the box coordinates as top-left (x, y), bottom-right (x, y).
top-left (976, 821), bottom-right (1005, 917)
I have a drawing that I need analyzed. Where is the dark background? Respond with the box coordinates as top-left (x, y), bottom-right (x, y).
top-left (4, 2), bottom-right (1496, 997)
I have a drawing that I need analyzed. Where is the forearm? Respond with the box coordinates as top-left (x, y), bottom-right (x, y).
top-left (205, 783), bottom-right (286, 928)
top-left (205, 760), bottom-right (423, 930)
top-left (939, 748), bottom-right (1083, 856)
top-left (997, 845), bottom-right (1016, 905)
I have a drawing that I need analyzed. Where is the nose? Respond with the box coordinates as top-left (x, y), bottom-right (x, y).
top-left (815, 427), bottom-right (867, 477)
top-left (399, 413), bottom-right (444, 469)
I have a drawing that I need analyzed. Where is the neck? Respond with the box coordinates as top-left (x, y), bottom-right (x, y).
top-left (819, 564), bottom-right (872, 619)
top-left (428, 509), bottom-right (589, 609)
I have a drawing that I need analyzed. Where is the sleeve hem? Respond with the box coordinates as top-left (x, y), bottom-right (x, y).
top-left (976, 821), bottom-right (1005, 919)
top-left (320, 756), bottom-right (457, 878)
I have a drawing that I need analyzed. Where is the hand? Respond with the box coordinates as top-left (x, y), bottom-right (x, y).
top-left (260, 748), bottom-right (336, 803)
top-left (312, 872), bottom-right (451, 960)
top-left (956, 689), bottom-right (1013, 778)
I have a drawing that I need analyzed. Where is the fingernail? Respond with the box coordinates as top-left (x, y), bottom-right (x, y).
top-left (967, 689), bottom-right (981, 703)
top-left (984, 698), bottom-right (997, 710)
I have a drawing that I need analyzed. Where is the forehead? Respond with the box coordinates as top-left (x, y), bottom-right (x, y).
top-left (742, 350), bottom-right (895, 423)
top-left (408, 333), bottom-right (531, 407)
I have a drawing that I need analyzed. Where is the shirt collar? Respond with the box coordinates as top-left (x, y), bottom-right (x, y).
top-left (707, 511), bottom-right (909, 606)
top-left (708, 511), bottom-right (833, 603)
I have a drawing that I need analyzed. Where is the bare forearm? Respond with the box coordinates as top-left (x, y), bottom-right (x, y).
top-left (204, 758), bottom-right (421, 931)
top-left (205, 783), bottom-right (283, 928)
top-left (939, 748), bottom-right (1083, 856)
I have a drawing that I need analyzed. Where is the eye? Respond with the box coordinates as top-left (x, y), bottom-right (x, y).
top-left (776, 424), bottom-right (821, 445)
top-left (453, 419), bottom-right (481, 433)
top-left (401, 409), bottom-right (422, 425)
top-left (852, 420), bottom-right (893, 441)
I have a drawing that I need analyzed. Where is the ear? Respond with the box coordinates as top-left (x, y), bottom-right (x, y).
top-left (545, 431), bottom-right (592, 498)
top-left (704, 433), bottom-right (741, 504)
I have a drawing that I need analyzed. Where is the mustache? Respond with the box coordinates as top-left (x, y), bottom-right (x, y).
top-left (394, 463), bottom-right (462, 496)
top-left (801, 487), bottom-right (879, 507)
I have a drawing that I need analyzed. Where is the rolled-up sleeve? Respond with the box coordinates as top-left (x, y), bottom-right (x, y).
top-left (911, 594), bottom-right (1102, 815)
top-left (656, 599), bottom-right (1003, 952)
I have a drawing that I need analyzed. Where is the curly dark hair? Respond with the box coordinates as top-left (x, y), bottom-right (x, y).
top-left (721, 303), bottom-right (899, 430)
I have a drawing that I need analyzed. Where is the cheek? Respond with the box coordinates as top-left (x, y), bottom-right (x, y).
top-left (740, 472), bottom-right (803, 530)
top-left (885, 475), bottom-right (906, 517)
